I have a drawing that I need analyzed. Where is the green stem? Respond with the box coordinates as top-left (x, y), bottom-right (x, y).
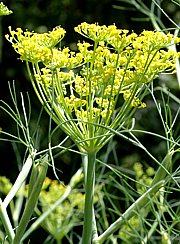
top-left (82, 154), bottom-right (88, 185)
top-left (0, 199), bottom-right (15, 242)
top-left (142, 218), bottom-right (159, 243)
top-left (13, 155), bottom-right (48, 244)
top-left (56, 240), bottom-right (62, 244)
top-left (92, 207), bottom-right (98, 240)
top-left (0, 152), bottom-right (35, 243)
top-left (94, 150), bottom-right (174, 243)
top-left (151, 150), bottom-right (174, 185)
top-left (3, 153), bottom-right (34, 208)
top-left (22, 168), bottom-right (83, 242)
top-left (12, 182), bottom-right (25, 226)
top-left (94, 180), bottom-right (163, 244)
top-left (82, 150), bottom-right (96, 244)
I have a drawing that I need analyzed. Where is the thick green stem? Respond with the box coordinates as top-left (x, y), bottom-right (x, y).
top-left (82, 154), bottom-right (88, 186)
top-left (82, 150), bottom-right (96, 244)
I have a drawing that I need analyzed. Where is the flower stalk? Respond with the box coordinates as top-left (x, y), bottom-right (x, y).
top-left (82, 150), bottom-right (96, 244)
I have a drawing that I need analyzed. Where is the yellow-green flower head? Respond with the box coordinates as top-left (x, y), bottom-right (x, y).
top-left (74, 22), bottom-right (135, 51)
top-left (6, 26), bottom-right (66, 63)
top-left (0, 2), bottom-right (12, 16)
top-left (6, 23), bottom-right (180, 151)
top-left (133, 31), bottom-right (180, 51)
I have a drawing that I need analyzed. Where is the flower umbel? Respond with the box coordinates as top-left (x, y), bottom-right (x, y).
top-left (6, 22), bottom-right (180, 151)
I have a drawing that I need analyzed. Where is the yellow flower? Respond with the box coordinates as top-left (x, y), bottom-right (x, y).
top-left (6, 23), bottom-right (180, 151)
top-left (0, 2), bottom-right (12, 16)
top-left (123, 90), bottom-right (146, 108)
top-left (6, 26), bottom-right (66, 63)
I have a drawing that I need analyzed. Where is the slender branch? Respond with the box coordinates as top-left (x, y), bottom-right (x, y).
top-left (94, 180), bottom-right (163, 244)
top-left (94, 150), bottom-right (174, 243)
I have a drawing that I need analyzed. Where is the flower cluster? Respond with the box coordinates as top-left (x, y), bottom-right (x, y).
top-left (39, 177), bottom-right (85, 240)
top-left (6, 26), bottom-right (66, 64)
top-left (36, 177), bottom-right (101, 241)
top-left (133, 162), bottom-right (155, 194)
top-left (6, 22), bottom-right (180, 151)
top-left (0, 2), bottom-right (12, 16)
